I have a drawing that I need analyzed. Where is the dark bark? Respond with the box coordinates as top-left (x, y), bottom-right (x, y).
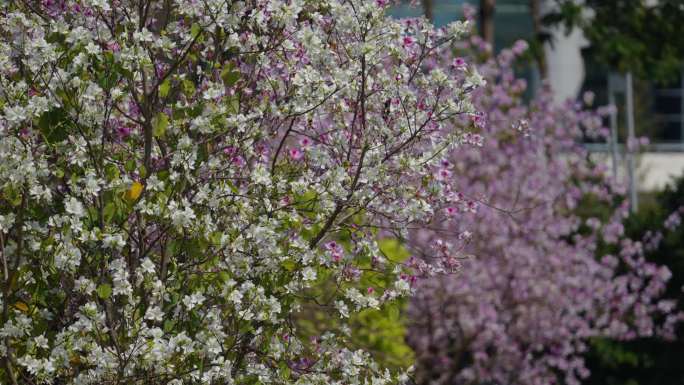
top-left (422, 0), bottom-right (433, 22)
top-left (479, 0), bottom-right (496, 47)
top-left (529, 0), bottom-right (548, 78)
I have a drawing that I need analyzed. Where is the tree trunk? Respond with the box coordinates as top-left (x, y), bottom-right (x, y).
top-left (529, 0), bottom-right (548, 78)
top-left (479, 0), bottom-right (496, 47)
top-left (422, 0), bottom-right (433, 22)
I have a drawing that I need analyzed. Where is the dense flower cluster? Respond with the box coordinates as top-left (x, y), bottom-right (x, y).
top-left (0, 1), bottom-right (483, 384)
top-left (406, 36), bottom-right (682, 385)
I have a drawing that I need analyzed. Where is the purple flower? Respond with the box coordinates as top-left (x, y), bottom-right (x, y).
top-left (288, 148), bottom-right (303, 160)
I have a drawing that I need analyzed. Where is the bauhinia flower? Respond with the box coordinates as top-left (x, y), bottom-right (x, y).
top-left (406, 31), bottom-right (683, 385)
top-left (0, 0), bottom-right (483, 384)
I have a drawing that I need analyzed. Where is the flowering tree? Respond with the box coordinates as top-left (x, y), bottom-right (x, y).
top-left (585, 182), bottom-right (684, 385)
top-left (405, 37), bottom-right (681, 385)
top-left (0, 1), bottom-right (483, 383)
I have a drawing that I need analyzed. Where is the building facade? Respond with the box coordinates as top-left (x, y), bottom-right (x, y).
top-left (389, 0), bottom-right (684, 191)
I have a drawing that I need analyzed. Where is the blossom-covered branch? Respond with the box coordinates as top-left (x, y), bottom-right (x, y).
top-left (0, 0), bottom-right (485, 384)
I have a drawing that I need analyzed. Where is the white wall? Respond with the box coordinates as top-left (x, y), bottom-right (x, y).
top-left (637, 153), bottom-right (684, 190)
top-left (591, 152), bottom-right (684, 191)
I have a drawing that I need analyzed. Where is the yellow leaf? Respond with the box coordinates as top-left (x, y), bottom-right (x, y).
top-left (125, 181), bottom-right (144, 202)
top-left (14, 301), bottom-right (29, 313)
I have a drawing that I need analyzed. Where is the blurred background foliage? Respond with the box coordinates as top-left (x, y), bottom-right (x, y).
top-left (584, 173), bottom-right (684, 385)
top-left (294, 238), bottom-right (414, 371)
top-left (544, 0), bottom-right (684, 84)
top-left (302, 1), bottom-right (684, 381)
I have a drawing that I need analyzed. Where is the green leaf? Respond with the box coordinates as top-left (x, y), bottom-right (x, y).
top-left (138, 165), bottom-right (147, 179)
top-left (46, 32), bottom-right (66, 45)
top-left (96, 284), bottom-right (112, 299)
top-left (279, 362), bottom-right (291, 379)
top-left (3, 185), bottom-right (22, 207)
top-left (159, 79), bottom-right (171, 98)
top-left (182, 79), bottom-right (195, 97)
top-left (152, 112), bottom-right (169, 138)
top-left (166, 240), bottom-right (181, 257)
top-left (378, 238), bottom-right (411, 262)
top-left (103, 51), bottom-right (115, 66)
top-left (124, 159), bottom-right (136, 172)
top-left (104, 201), bottom-right (117, 223)
top-left (186, 238), bottom-right (207, 259)
top-left (227, 95), bottom-right (240, 114)
top-left (191, 23), bottom-right (202, 39)
top-left (220, 64), bottom-right (240, 87)
top-left (163, 319), bottom-right (175, 333)
top-left (218, 271), bottom-right (231, 283)
top-left (38, 108), bottom-right (70, 144)
top-left (105, 164), bottom-right (120, 181)
top-left (98, 72), bottom-right (118, 90)
top-left (282, 260), bottom-right (297, 272)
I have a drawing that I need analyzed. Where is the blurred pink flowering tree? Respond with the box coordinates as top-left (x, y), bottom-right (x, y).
top-left (0, 1), bottom-right (487, 383)
top-left (405, 36), bottom-right (682, 385)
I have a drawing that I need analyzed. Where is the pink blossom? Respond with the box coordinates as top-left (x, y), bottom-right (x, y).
top-left (107, 41), bottom-right (121, 52)
top-left (452, 57), bottom-right (466, 69)
top-left (406, 38), bottom-right (678, 385)
top-left (512, 39), bottom-right (529, 55)
top-left (289, 148), bottom-right (303, 160)
top-left (444, 206), bottom-right (458, 217)
top-left (300, 137), bottom-right (312, 148)
top-left (435, 168), bottom-right (452, 181)
top-left (231, 155), bottom-right (246, 167)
